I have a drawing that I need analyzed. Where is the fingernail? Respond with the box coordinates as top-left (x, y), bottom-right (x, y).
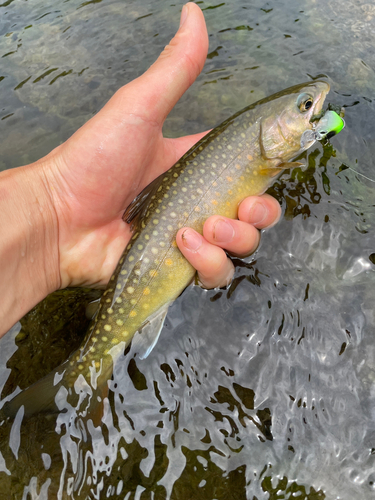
top-left (181, 228), bottom-right (202, 251)
top-left (213, 219), bottom-right (235, 243)
top-left (249, 202), bottom-right (267, 225)
top-left (180, 3), bottom-right (189, 27)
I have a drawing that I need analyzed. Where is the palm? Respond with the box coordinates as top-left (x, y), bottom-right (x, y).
top-left (48, 90), bottom-right (207, 288)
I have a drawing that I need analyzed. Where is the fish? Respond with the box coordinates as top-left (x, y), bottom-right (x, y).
top-left (1, 80), bottom-right (335, 420)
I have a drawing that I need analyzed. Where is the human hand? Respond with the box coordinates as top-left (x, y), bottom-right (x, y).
top-left (0, 3), bottom-right (282, 336)
top-left (36, 2), bottom-right (280, 292)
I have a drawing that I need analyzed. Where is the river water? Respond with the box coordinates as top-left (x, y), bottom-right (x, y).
top-left (0, 0), bottom-right (374, 498)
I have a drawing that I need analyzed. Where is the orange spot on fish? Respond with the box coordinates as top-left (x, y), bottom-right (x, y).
top-left (226, 176), bottom-right (233, 182)
top-left (211, 200), bottom-right (218, 205)
top-left (247, 154), bottom-right (253, 161)
top-left (143, 287), bottom-right (150, 295)
top-left (165, 259), bottom-right (174, 266)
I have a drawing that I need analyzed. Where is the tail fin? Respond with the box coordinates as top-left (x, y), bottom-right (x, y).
top-left (0, 361), bottom-right (112, 427)
top-left (0, 367), bottom-right (63, 422)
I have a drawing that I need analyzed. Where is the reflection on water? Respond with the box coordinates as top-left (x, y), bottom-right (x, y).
top-left (0, 0), bottom-right (375, 499)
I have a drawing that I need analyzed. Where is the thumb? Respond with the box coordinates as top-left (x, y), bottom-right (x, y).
top-left (113, 3), bottom-right (209, 125)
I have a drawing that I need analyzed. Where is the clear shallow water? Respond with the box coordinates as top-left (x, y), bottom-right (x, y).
top-left (0, 0), bottom-right (374, 499)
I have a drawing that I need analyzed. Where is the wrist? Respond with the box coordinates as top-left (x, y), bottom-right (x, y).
top-left (0, 161), bottom-right (60, 336)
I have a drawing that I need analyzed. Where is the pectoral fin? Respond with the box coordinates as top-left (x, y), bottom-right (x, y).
top-left (277, 161), bottom-right (306, 170)
top-left (131, 302), bottom-right (171, 360)
top-left (259, 161), bottom-right (305, 176)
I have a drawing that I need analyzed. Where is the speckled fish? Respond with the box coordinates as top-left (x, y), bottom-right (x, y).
top-left (2, 81), bottom-right (340, 419)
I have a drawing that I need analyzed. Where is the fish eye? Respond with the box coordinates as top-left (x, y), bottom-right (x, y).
top-left (297, 93), bottom-right (314, 113)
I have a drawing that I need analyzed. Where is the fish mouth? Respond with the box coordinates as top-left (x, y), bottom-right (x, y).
top-left (299, 85), bottom-right (331, 149)
top-left (297, 85), bottom-right (330, 151)
top-left (276, 81), bottom-right (330, 147)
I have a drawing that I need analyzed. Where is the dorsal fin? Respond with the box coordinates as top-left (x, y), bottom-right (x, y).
top-left (122, 174), bottom-right (165, 231)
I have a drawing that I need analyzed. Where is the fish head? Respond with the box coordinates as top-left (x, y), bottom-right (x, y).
top-left (260, 81), bottom-right (330, 161)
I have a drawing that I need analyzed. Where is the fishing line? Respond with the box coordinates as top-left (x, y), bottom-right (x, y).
top-left (346, 166), bottom-right (375, 183)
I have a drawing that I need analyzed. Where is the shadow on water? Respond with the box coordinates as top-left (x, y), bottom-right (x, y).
top-left (0, 0), bottom-right (375, 499)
